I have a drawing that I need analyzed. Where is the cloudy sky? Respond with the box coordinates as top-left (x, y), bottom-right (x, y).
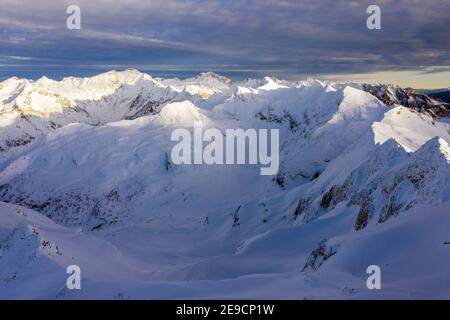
top-left (0, 0), bottom-right (449, 88)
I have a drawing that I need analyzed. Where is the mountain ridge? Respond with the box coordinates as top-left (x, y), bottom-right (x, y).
top-left (2, 69), bottom-right (448, 154)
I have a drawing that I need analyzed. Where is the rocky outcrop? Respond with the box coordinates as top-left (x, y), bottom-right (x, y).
top-left (362, 84), bottom-right (450, 118)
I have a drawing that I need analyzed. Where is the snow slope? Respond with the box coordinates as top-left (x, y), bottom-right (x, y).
top-left (0, 70), bottom-right (222, 153)
top-left (0, 70), bottom-right (449, 299)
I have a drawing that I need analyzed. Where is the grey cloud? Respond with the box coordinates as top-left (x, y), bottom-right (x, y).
top-left (0, 0), bottom-right (448, 80)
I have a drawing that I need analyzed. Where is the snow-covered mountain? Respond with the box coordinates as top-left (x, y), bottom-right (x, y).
top-left (0, 70), bottom-right (449, 299)
top-left (0, 69), bottom-right (230, 153)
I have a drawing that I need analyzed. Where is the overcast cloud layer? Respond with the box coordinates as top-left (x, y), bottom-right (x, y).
top-left (0, 0), bottom-right (449, 85)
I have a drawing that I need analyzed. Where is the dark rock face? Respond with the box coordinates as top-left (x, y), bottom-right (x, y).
top-left (302, 239), bottom-right (337, 272)
top-left (362, 84), bottom-right (450, 118)
top-left (355, 195), bottom-right (373, 230)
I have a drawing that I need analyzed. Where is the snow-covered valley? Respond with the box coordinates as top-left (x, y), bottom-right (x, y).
top-left (0, 70), bottom-right (449, 299)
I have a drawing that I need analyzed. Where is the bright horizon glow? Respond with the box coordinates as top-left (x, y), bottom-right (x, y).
top-left (1, 69), bottom-right (448, 90)
top-left (320, 70), bottom-right (450, 89)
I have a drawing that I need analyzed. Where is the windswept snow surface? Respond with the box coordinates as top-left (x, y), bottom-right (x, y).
top-left (0, 70), bottom-right (449, 299)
